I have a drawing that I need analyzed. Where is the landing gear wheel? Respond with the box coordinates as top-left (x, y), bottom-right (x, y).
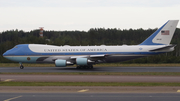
top-left (76, 66), bottom-right (80, 69)
top-left (20, 65), bottom-right (24, 69)
top-left (90, 65), bottom-right (93, 69)
top-left (76, 65), bottom-right (94, 69)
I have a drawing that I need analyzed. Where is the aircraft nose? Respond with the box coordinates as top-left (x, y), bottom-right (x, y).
top-left (3, 51), bottom-right (9, 57)
top-left (3, 49), bottom-right (13, 57)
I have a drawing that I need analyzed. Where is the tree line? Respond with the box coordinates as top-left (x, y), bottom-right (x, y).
top-left (0, 28), bottom-right (180, 63)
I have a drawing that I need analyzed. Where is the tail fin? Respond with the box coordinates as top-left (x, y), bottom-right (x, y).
top-left (139, 20), bottom-right (179, 45)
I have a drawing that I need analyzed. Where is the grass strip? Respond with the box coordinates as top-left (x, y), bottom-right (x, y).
top-left (0, 82), bottom-right (180, 86)
top-left (1, 63), bottom-right (180, 67)
top-left (1, 72), bottom-right (180, 76)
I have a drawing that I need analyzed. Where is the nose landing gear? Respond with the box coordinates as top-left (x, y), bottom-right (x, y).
top-left (19, 62), bottom-right (24, 69)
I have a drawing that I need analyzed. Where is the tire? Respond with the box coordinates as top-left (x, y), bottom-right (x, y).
top-left (20, 65), bottom-right (24, 69)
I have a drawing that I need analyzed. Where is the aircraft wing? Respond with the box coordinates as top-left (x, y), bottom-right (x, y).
top-left (53, 54), bottom-right (106, 66)
top-left (71, 54), bottom-right (107, 59)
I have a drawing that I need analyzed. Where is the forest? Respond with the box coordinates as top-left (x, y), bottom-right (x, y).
top-left (0, 27), bottom-right (180, 63)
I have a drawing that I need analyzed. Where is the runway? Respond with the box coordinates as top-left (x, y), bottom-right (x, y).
top-left (0, 93), bottom-right (180, 101)
top-left (1, 74), bottom-right (180, 82)
top-left (1, 66), bottom-right (180, 82)
top-left (0, 66), bottom-right (180, 72)
top-left (1, 66), bottom-right (180, 101)
top-left (0, 86), bottom-right (180, 93)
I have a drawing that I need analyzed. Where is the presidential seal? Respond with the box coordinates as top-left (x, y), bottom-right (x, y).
top-left (27, 57), bottom-right (31, 61)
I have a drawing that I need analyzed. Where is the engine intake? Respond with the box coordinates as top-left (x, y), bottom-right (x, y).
top-left (55, 60), bottom-right (66, 67)
top-left (76, 58), bottom-right (95, 65)
top-left (55, 59), bottom-right (73, 67)
top-left (76, 58), bottom-right (87, 65)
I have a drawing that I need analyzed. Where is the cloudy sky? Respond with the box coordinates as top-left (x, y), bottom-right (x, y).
top-left (0, 0), bottom-right (180, 32)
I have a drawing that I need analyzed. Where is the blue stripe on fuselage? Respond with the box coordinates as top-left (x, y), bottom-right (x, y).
top-left (4, 56), bottom-right (39, 63)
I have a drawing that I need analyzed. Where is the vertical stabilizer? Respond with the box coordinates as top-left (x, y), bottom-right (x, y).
top-left (140, 20), bottom-right (179, 45)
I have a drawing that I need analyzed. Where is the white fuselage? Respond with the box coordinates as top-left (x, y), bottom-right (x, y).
top-left (3, 44), bottom-right (173, 64)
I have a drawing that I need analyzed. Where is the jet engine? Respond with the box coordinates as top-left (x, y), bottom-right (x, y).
top-left (55, 59), bottom-right (73, 67)
top-left (76, 58), bottom-right (95, 65)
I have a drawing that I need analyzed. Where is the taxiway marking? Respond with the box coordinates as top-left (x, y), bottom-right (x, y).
top-left (78, 89), bottom-right (89, 92)
top-left (4, 96), bottom-right (22, 101)
top-left (177, 90), bottom-right (180, 92)
top-left (4, 79), bottom-right (14, 82)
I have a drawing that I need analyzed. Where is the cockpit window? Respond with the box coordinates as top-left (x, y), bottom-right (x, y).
top-left (14, 46), bottom-right (18, 48)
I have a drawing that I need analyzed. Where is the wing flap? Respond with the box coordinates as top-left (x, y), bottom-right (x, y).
top-left (90, 54), bottom-right (106, 58)
top-left (70, 56), bottom-right (88, 59)
top-left (70, 54), bottom-right (106, 59)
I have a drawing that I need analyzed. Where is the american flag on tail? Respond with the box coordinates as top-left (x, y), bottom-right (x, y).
top-left (161, 30), bottom-right (169, 35)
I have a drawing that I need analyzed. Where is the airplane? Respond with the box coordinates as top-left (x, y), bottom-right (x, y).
top-left (3, 20), bottom-right (179, 69)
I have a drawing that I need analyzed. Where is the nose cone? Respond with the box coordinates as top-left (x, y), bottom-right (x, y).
top-left (3, 51), bottom-right (10, 60)
top-left (3, 51), bottom-right (8, 57)
top-left (3, 49), bottom-right (17, 61)
top-left (3, 49), bottom-right (14, 57)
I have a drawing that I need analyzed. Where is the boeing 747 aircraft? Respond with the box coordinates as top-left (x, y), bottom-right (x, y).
top-left (3, 20), bottom-right (179, 69)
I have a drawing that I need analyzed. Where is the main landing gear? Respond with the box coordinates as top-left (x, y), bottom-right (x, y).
top-left (76, 65), bottom-right (93, 69)
top-left (19, 62), bottom-right (24, 69)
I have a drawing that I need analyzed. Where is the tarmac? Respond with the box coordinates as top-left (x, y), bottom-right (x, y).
top-left (0, 74), bottom-right (180, 82)
top-left (1, 66), bottom-right (180, 72)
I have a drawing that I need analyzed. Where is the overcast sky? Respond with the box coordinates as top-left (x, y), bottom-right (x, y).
top-left (0, 0), bottom-right (180, 32)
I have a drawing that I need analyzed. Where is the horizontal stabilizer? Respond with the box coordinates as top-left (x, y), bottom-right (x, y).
top-left (149, 44), bottom-right (176, 52)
